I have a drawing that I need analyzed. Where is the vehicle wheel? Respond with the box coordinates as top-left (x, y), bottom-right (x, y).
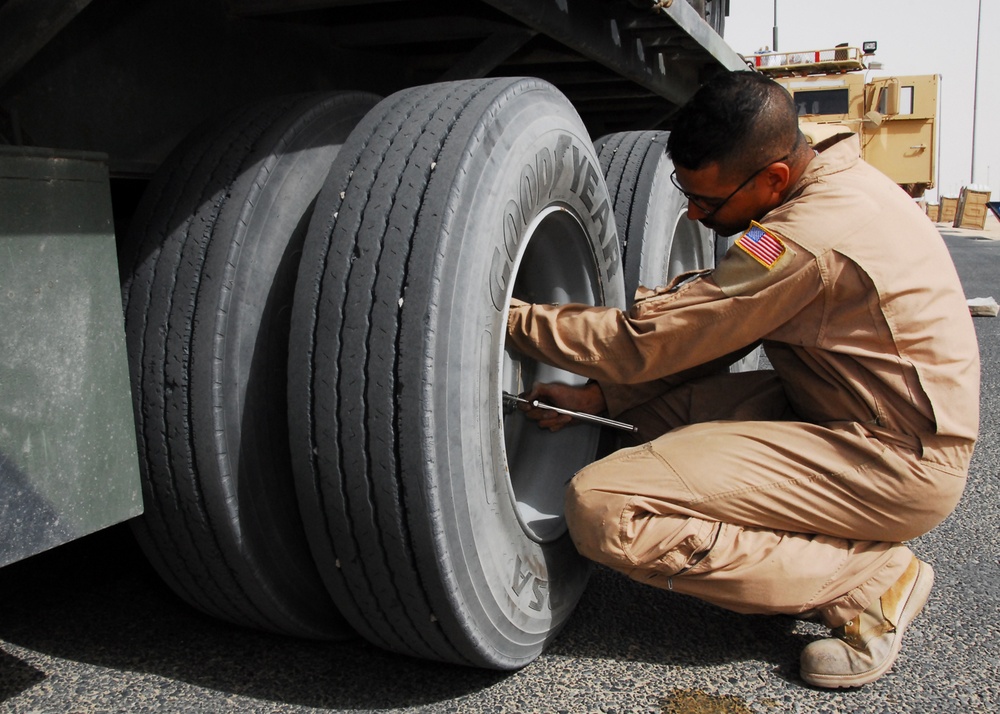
top-left (729, 346), bottom-right (763, 371)
top-left (595, 131), bottom-right (714, 302)
top-left (288, 78), bottom-right (626, 668)
top-left (705, 0), bottom-right (727, 37)
top-left (684, 0), bottom-right (727, 37)
top-left (120, 92), bottom-right (379, 638)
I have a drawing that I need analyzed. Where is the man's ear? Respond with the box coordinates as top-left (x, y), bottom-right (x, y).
top-left (761, 161), bottom-right (792, 193)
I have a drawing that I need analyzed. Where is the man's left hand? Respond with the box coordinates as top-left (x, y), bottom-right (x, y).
top-left (518, 381), bottom-right (607, 432)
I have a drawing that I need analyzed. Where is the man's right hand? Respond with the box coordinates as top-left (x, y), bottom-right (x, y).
top-left (518, 381), bottom-right (607, 432)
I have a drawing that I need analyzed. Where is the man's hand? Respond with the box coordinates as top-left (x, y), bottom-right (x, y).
top-left (518, 381), bottom-right (607, 432)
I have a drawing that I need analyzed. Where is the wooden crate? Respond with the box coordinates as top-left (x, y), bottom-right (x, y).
top-left (939, 196), bottom-right (959, 223)
top-left (925, 203), bottom-right (940, 222)
top-left (954, 188), bottom-right (991, 229)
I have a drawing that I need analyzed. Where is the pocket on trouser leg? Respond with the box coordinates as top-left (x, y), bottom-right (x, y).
top-left (566, 481), bottom-right (719, 585)
top-left (619, 499), bottom-right (719, 575)
top-left (565, 440), bottom-right (716, 582)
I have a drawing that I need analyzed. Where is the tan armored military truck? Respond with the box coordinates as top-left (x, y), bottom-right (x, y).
top-left (753, 44), bottom-right (937, 198)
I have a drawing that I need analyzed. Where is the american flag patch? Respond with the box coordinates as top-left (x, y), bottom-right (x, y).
top-left (736, 222), bottom-right (785, 268)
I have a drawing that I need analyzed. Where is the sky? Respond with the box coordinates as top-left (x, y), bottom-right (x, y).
top-left (723, 0), bottom-right (998, 201)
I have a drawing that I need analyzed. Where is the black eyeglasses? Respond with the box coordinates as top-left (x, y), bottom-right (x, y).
top-left (670, 153), bottom-right (792, 218)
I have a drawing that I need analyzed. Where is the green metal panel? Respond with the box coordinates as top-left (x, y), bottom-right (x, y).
top-left (0, 146), bottom-right (142, 567)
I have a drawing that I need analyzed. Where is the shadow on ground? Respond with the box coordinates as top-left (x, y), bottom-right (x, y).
top-left (0, 523), bottom-right (816, 709)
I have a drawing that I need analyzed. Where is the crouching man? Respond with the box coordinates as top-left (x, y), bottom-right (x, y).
top-left (506, 71), bottom-right (979, 688)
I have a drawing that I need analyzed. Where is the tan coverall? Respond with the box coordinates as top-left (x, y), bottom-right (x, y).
top-left (506, 133), bottom-right (980, 627)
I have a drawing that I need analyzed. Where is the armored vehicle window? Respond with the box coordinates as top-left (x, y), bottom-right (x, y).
top-left (880, 86), bottom-right (915, 115)
top-left (793, 89), bottom-right (849, 116)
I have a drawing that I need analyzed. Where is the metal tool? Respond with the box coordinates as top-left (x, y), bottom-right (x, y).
top-left (502, 392), bottom-right (638, 433)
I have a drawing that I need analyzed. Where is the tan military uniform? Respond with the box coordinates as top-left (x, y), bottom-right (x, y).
top-left (506, 133), bottom-right (979, 627)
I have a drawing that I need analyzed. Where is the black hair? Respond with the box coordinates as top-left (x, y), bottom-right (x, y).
top-left (666, 71), bottom-right (801, 178)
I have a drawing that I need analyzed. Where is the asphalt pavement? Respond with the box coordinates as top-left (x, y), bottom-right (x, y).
top-left (1, 218), bottom-right (999, 714)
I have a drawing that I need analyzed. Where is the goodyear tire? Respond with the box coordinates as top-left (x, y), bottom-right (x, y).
top-left (288, 78), bottom-right (626, 668)
top-left (595, 131), bottom-right (714, 301)
top-left (120, 92), bottom-right (379, 638)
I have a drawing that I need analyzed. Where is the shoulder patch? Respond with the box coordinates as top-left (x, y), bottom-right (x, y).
top-left (714, 222), bottom-right (797, 298)
top-left (736, 221), bottom-right (786, 269)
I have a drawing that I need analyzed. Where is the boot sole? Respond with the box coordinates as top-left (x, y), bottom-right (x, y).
top-left (801, 560), bottom-right (935, 689)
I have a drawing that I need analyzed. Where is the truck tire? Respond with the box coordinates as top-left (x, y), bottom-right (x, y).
top-left (706, 0), bottom-right (727, 37)
top-left (288, 78), bottom-right (626, 668)
top-left (120, 92), bottom-right (379, 639)
top-left (595, 131), bottom-right (713, 301)
top-left (685, 0), bottom-right (726, 37)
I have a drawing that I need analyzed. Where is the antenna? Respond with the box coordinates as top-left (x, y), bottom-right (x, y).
top-left (971, 0), bottom-right (982, 183)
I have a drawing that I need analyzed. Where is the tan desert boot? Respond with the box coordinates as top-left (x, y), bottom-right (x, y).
top-left (800, 557), bottom-right (934, 688)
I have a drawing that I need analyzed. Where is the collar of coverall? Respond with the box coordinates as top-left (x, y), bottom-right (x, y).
top-left (785, 131), bottom-right (859, 199)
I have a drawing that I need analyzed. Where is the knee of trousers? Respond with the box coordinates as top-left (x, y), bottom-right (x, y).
top-left (564, 472), bottom-right (623, 568)
top-left (565, 463), bottom-right (709, 576)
